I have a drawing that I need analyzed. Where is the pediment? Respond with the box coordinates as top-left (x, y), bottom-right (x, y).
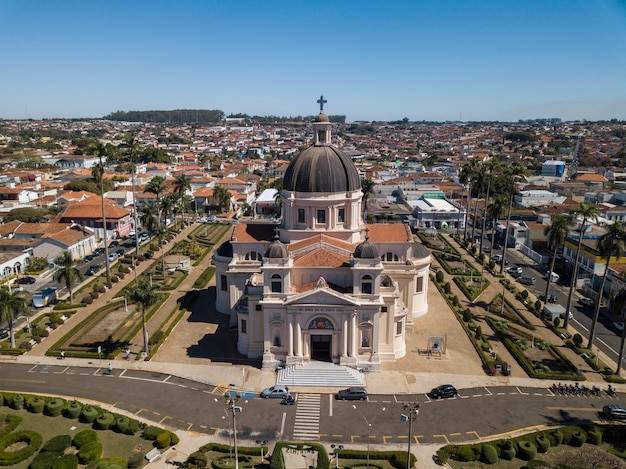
top-left (284, 287), bottom-right (359, 307)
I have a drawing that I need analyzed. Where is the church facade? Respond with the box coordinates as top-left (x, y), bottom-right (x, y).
top-left (213, 101), bottom-right (431, 370)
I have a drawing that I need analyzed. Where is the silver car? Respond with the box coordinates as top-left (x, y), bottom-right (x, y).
top-left (260, 385), bottom-right (290, 399)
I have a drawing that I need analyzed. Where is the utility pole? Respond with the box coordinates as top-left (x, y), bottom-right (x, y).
top-left (400, 403), bottom-right (420, 469)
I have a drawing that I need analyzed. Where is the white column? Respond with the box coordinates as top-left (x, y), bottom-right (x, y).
top-left (263, 311), bottom-right (271, 353)
top-left (288, 320), bottom-right (294, 356)
top-left (342, 316), bottom-right (348, 357)
top-left (350, 313), bottom-right (358, 357)
top-left (295, 321), bottom-right (302, 357)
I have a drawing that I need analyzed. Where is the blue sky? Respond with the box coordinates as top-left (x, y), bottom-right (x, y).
top-left (1, 0), bottom-right (625, 122)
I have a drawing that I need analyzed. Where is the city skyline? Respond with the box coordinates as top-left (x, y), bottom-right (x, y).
top-left (2, 0), bottom-right (626, 122)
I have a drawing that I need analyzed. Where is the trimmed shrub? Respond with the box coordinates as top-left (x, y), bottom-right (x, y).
top-left (79, 406), bottom-right (98, 424)
top-left (28, 397), bottom-right (46, 414)
top-left (390, 451), bottom-right (416, 469)
top-left (0, 430), bottom-right (43, 465)
top-left (42, 434), bottom-right (72, 455)
top-left (500, 441), bottom-right (516, 460)
top-left (30, 451), bottom-right (56, 469)
top-left (77, 440), bottom-right (102, 464)
top-left (11, 394), bottom-right (25, 410)
top-left (170, 432), bottom-right (180, 445)
top-left (64, 401), bottom-right (82, 419)
top-left (550, 429), bottom-right (563, 446)
top-left (570, 429), bottom-right (586, 447)
top-left (435, 270), bottom-right (444, 283)
top-left (587, 427), bottom-right (602, 445)
top-left (188, 451), bottom-right (207, 469)
top-left (572, 333), bottom-right (583, 347)
top-left (156, 431), bottom-right (171, 449)
top-left (73, 429), bottom-right (97, 448)
top-left (111, 276), bottom-right (119, 283)
top-left (45, 398), bottom-right (64, 417)
top-left (517, 441), bottom-right (537, 461)
top-left (90, 291), bottom-right (99, 300)
top-left (451, 445), bottom-right (475, 462)
top-left (481, 444), bottom-right (498, 464)
top-left (0, 394), bottom-right (4, 407)
top-left (94, 412), bottom-right (115, 430)
top-left (52, 453), bottom-right (78, 469)
top-left (113, 416), bottom-right (130, 433)
top-left (81, 295), bottom-right (94, 305)
top-left (142, 425), bottom-right (162, 441)
top-left (535, 434), bottom-right (550, 453)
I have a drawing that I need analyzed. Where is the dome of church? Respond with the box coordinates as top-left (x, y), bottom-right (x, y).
top-left (314, 111), bottom-right (330, 122)
top-left (283, 145), bottom-right (361, 193)
top-left (265, 238), bottom-right (289, 259)
top-left (354, 239), bottom-right (379, 259)
top-left (216, 241), bottom-right (233, 258)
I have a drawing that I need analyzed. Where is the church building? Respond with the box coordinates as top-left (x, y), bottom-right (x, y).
top-left (213, 99), bottom-right (431, 370)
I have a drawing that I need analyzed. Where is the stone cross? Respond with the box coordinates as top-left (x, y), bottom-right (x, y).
top-left (317, 95), bottom-right (327, 111)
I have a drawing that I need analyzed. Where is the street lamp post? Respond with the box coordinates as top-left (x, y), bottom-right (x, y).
top-left (225, 394), bottom-right (242, 469)
top-left (255, 440), bottom-right (268, 463)
top-left (330, 444), bottom-right (344, 469)
top-left (400, 403), bottom-right (419, 469)
top-left (352, 405), bottom-right (386, 469)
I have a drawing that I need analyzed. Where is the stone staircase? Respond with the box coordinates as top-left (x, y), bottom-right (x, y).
top-left (276, 361), bottom-right (365, 387)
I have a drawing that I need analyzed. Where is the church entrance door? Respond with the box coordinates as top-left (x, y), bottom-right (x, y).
top-left (310, 335), bottom-right (332, 361)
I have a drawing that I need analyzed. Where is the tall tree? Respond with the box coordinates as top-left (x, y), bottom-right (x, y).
top-left (487, 195), bottom-right (507, 256)
top-left (123, 277), bottom-right (159, 356)
top-left (89, 141), bottom-right (111, 279)
top-left (53, 251), bottom-right (83, 305)
top-left (499, 165), bottom-right (529, 273)
top-left (173, 174), bottom-right (191, 225)
top-left (587, 222), bottom-right (626, 349)
top-left (479, 159), bottom-right (500, 254)
top-left (563, 203), bottom-right (600, 329)
top-left (144, 175), bottom-right (166, 228)
top-left (542, 214), bottom-right (573, 303)
top-left (0, 288), bottom-right (28, 348)
top-left (613, 289), bottom-right (626, 375)
top-left (121, 133), bottom-right (142, 256)
top-left (459, 158), bottom-right (481, 239)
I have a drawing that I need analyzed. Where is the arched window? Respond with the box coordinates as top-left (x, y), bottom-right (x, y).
top-left (273, 335), bottom-right (281, 347)
top-left (361, 274), bottom-right (373, 294)
top-left (245, 251), bottom-right (263, 261)
top-left (382, 252), bottom-right (399, 262)
top-left (271, 274), bottom-right (282, 293)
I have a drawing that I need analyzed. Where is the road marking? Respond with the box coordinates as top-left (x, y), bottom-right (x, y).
top-left (53, 366), bottom-right (69, 374)
top-left (466, 431), bottom-right (480, 440)
top-left (546, 406), bottom-right (600, 412)
top-left (0, 378), bottom-right (46, 384)
top-left (483, 387), bottom-right (492, 395)
top-left (433, 434), bottom-right (449, 443)
top-left (516, 387), bottom-right (529, 395)
top-left (449, 432), bottom-right (461, 437)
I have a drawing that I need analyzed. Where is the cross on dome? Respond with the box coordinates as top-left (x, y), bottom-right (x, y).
top-left (317, 95), bottom-right (327, 111)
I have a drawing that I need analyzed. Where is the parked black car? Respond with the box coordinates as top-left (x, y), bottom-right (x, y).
top-left (335, 387), bottom-right (368, 400)
top-left (429, 384), bottom-right (458, 399)
top-left (17, 276), bottom-right (36, 285)
top-left (0, 327), bottom-right (9, 340)
top-left (109, 240), bottom-right (119, 248)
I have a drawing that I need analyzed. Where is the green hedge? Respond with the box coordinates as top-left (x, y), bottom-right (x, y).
top-left (0, 430), bottom-right (43, 465)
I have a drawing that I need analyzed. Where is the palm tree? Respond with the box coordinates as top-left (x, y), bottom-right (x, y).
top-left (173, 174), bottom-right (191, 226)
top-left (487, 195), bottom-right (507, 258)
top-left (613, 289), bottom-right (626, 374)
top-left (542, 214), bottom-right (573, 303)
top-left (121, 133), bottom-right (142, 256)
top-left (213, 185), bottom-right (232, 215)
top-left (53, 251), bottom-right (83, 305)
top-left (0, 288), bottom-right (28, 348)
top-left (141, 203), bottom-right (159, 243)
top-left (459, 158), bottom-right (480, 239)
top-left (89, 141), bottom-right (111, 279)
top-left (123, 277), bottom-right (159, 356)
top-left (144, 176), bottom-right (166, 225)
top-left (479, 159), bottom-right (500, 254)
top-left (361, 178), bottom-right (376, 218)
top-left (499, 165), bottom-right (529, 273)
top-left (587, 222), bottom-right (626, 350)
top-left (563, 202), bottom-right (601, 329)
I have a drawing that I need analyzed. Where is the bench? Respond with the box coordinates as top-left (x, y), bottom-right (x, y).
top-left (145, 448), bottom-right (161, 463)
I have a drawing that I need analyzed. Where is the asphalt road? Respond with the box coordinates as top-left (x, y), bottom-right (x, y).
top-left (1, 362), bottom-right (625, 446)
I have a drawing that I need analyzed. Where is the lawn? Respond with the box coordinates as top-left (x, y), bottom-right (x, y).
top-left (1, 406), bottom-right (150, 469)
